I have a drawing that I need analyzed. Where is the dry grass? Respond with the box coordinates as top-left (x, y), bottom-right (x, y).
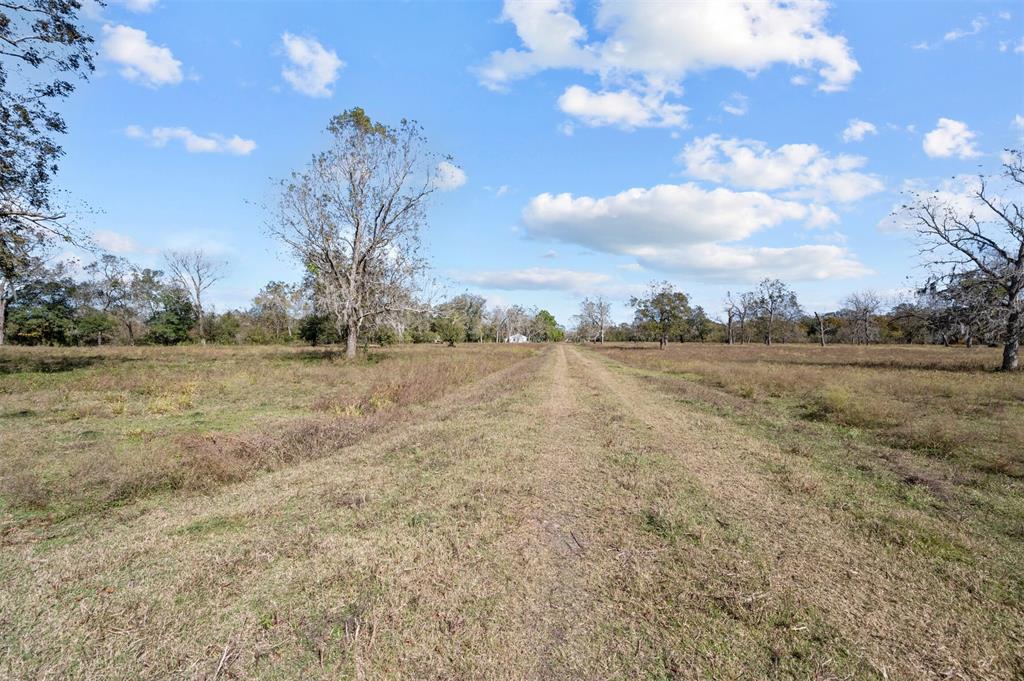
top-left (592, 343), bottom-right (1024, 473)
top-left (1, 343), bottom-right (1021, 679)
top-left (0, 344), bottom-right (534, 518)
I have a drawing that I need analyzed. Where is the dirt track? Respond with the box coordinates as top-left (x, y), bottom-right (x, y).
top-left (2, 345), bottom-right (1020, 679)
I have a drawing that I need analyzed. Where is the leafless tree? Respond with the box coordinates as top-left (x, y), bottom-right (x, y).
top-left (903, 149), bottom-right (1024, 370)
top-left (575, 296), bottom-right (612, 342)
top-left (270, 108), bottom-right (440, 358)
top-left (841, 290), bottom-right (882, 344)
top-left (737, 291), bottom-right (757, 343)
top-left (751, 278), bottom-right (801, 346)
top-left (165, 250), bottom-right (225, 344)
top-left (813, 312), bottom-right (828, 346)
top-left (720, 292), bottom-right (737, 346)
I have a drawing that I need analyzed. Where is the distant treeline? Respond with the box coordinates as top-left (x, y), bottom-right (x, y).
top-left (0, 254), bottom-right (1013, 350)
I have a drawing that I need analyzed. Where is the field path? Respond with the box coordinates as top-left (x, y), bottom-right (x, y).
top-left (1, 345), bottom-right (1019, 679)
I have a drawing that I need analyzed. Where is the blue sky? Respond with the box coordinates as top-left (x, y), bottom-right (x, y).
top-left (58, 0), bottom-right (1024, 325)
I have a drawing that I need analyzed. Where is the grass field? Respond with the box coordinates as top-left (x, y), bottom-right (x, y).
top-left (1, 342), bottom-right (1021, 679)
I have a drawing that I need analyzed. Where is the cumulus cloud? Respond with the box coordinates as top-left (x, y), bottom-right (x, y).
top-left (521, 178), bottom-right (870, 281)
top-left (477, 0), bottom-right (857, 128)
top-left (679, 135), bottom-right (884, 203)
top-left (524, 183), bottom-right (813, 252)
top-left (458, 267), bottom-right (611, 292)
top-left (557, 84), bottom-right (687, 129)
top-left (632, 243), bottom-right (871, 281)
top-left (101, 24), bottom-right (183, 87)
top-left (280, 33), bottom-right (344, 97)
top-left (125, 125), bottom-right (257, 155)
top-left (922, 118), bottom-right (980, 159)
top-left (842, 119), bottom-right (877, 142)
top-left (475, 0), bottom-right (596, 91)
top-left (433, 161), bottom-right (467, 191)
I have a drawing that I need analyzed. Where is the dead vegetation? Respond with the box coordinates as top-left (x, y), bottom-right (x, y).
top-left (593, 343), bottom-right (1024, 474)
top-left (1, 343), bottom-right (1021, 679)
top-left (0, 344), bottom-right (535, 519)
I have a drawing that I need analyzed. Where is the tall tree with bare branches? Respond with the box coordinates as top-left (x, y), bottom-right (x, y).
top-left (751, 278), bottom-right (801, 346)
top-left (903, 149), bottom-right (1024, 370)
top-left (165, 250), bottom-right (225, 344)
top-left (270, 108), bottom-right (440, 358)
top-left (841, 290), bottom-right (882, 344)
top-left (575, 296), bottom-right (612, 343)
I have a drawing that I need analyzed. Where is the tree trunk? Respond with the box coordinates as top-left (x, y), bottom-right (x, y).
top-left (659, 333), bottom-right (667, 349)
top-left (766, 312), bottom-right (774, 346)
top-left (1002, 309), bottom-right (1020, 371)
top-left (346, 317), bottom-right (359, 359)
top-left (0, 294), bottom-right (6, 346)
top-left (196, 300), bottom-right (206, 345)
top-left (815, 312), bottom-right (825, 347)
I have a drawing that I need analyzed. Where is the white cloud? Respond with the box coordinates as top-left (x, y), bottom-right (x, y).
top-left (521, 178), bottom-right (871, 282)
top-left (477, 1), bottom-right (857, 126)
top-left (842, 119), bottom-right (877, 143)
top-left (806, 204), bottom-right (840, 228)
top-left (721, 93), bottom-right (749, 116)
top-left (558, 121), bottom-right (575, 136)
top-left (524, 183), bottom-right (810, 251)
top-left (632, 243), bottom-right (871, 281)
top-left (458, 267), bottom-right (611, 292)
top-left (679, 135), bottom-right (884, 203)
top-left (943, 16), bottom-right (986, 42)
top-left (475, 0), bottom-right (595, 92)
top-left (113, 0), bottom-right (159, 12)
top-left (557, 84), bottom-right (687, 129)
top-left (101, 24), bottom-right (183, 87)
top-left (877, 175), bottom-right (982, 232)
top-left (93, 229), bottom-right (157, 254)
top-left (434, 161), bottom-right (467, 191)
top-left (922, 118), bottom-right (980, 159)
top-left (280, 33), bottom-right (344, 97)
top-left (1013, 114), bottom-right (1024, 131)
top-left (126, 126), bottom-right (257, 155)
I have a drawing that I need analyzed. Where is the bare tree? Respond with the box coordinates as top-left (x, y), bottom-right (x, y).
top-left (751, 278), bottom-right (801, 346)
top-left (575, 296), bottom-right (612, 342)
top-left (270, 109), bottom-right (440, 358)
top-left (812, 311), bottom-right (826, 346)
top-left (738, 291), bottom-right (757, 343)
top-left (903, 149), bottom-right (1024, 370)
top-left (724, 292), bottom-right (738, 345)
top-left (165, 250), bottom-right (225, 344)
top-left (841, 290), bottom-right (882, 344)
